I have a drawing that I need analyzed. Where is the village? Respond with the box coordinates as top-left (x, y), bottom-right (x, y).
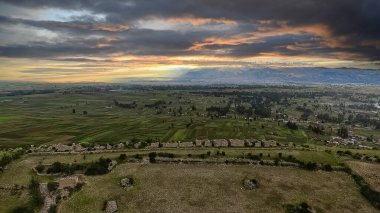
top-left (326, 135), bottom-right (379, 149)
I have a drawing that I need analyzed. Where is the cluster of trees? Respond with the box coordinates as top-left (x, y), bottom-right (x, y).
top-left (0, 150), bottom-right (23, 171)
top-left (46, 162), bottom-right (85, 174)
top-left (84, 158), bottom-right (112, 176)
top-left (308, 125), bottom-right (324, 135)
top-left (317, 113), bottom-right (345, 124)
top-left (252, 104), bottom-right (271, 118)
top-left (145, 100), bottom-right (166, 108)
top-left (206, 101), bottom-right (231, 117)
top-left (114, 99), bottom-right (137, 109)
top-left (45, 157), bottom-right (112, 176)
top-left (5, 89), bottom-right (56, 97)
top-left (348, 113), bottom-right (379, 128)
top-left (296, 106), bottom-right (313, 120)
top-left (337, 126), bottom-right (349, 138)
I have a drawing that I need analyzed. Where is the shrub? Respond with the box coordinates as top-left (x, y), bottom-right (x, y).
top-left (148, 152), bottom-right (157, 163)
top-left (286, 202), bottom-right (314, 213)
top-left (323, 164), bottom-right (333, 171)
top-left (304, 162), bottom-right (318, 170)
top-left (35, 164), bottom-right (45, 173)
top-left (119, 154), bottom-right (127, 161)
top-left (157, 153), bottom-right (175, 158)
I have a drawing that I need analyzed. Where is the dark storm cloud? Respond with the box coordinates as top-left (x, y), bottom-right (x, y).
top-left (3, 0), bottom-right (379, 35)
top-left (0, 0), bottom-right (379, 60)
top-left (0, 28), bottom-right (206, 57)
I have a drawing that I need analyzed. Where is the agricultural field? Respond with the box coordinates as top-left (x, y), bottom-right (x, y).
top-left (0, 85), bottom-right (379, 149)
top-left (347, 161), bottom-right (380, 191)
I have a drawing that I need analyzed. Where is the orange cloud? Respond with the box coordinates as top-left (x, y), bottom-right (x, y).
top-left (94, 24), bottom-right (129, 32)
top-left (165, 15), bottom-right (237, 26)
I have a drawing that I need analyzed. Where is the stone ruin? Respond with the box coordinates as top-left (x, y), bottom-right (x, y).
top-left (243, 178), bottom-right (258, 190)
top-left (120, 177), bottom-right (134, 190)
top-left (105, 200), bottom-right (118, 213)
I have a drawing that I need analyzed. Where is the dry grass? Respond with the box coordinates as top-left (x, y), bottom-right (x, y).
top-left (59, 163), bottom-right (377, 213)
top-left (347, 161), bottom-right (380, 191)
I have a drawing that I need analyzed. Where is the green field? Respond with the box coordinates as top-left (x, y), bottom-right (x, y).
top-left (0, 85), bottom-right (379, 148)
top-left (0, 91), bottom-right (308, 148)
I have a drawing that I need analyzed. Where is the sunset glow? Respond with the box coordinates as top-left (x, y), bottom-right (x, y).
top-left (0, 0), bottom-right (379, 82)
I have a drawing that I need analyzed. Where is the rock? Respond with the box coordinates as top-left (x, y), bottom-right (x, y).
top-left (105, 200), bottom-right (118, 213)
top-left (120, 177), bottom-right (133, 189)
top-left (243, 179), bottom-right (258, 190)
top-left (108, 160), bottom-right (117, 171)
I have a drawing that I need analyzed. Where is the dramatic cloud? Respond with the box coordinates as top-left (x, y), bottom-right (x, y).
top-left (0, 0), bottom-right (379, 82)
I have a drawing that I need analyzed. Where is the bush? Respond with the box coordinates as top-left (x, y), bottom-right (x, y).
top-left (148, 152), bottom-right (157, 163)
top-left (304, 162), bottom-right (318, 170)
top-left (246, 153), bottom-right (261, 161)
top-left (323, 164), bottom-right (333, 171)
top-left (35, 164), bottom-right (45, 173)
top-left (119, 154), bottom-right (127, 161)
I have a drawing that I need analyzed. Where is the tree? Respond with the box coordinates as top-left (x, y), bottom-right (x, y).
top-left (72, 109), bottom-right (76, 114)
top-left (337, 126), bottom-right (349, 138)
top-left (29, 177), bottom-right (43, 208)
top-left (148, 152), bottom-right (157, 163)
top-left (83, 110), bottom-right (88, 115)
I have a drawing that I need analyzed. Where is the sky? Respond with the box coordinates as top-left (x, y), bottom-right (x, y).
top-left (0, 0), bottom-right (379, 83)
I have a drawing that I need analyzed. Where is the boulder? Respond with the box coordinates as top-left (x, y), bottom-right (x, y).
top-left (105, 200), bottom-right (118, 213)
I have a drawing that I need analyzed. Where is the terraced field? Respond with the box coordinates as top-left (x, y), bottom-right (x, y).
top-left (347, 161), bottom-right (380, 191)
top-left (0, 91), bottom-right (310, 148)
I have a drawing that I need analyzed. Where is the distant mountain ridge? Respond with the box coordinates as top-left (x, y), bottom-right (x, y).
top-left (174, 67), bottom-right (380, 85)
